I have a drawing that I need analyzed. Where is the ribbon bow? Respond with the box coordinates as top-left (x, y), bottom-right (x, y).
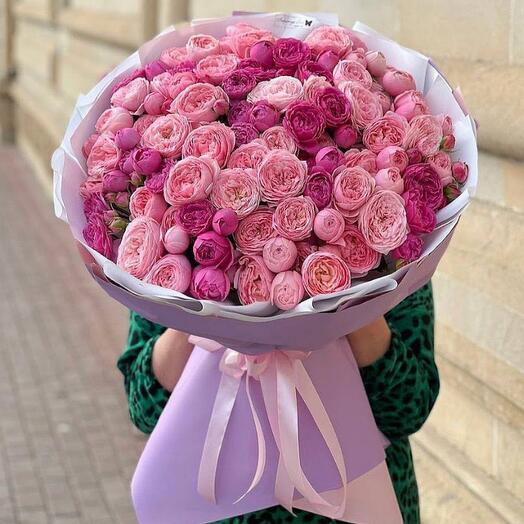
top-left (189, 336), bottom-right (348, 518)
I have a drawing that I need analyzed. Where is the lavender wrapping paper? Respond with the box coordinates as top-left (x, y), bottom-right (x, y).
top-left (131, 338), bottom-right (394, 524)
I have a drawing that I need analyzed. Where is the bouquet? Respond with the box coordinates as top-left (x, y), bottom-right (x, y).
top-left (52, 11), bottom-right (477, 524)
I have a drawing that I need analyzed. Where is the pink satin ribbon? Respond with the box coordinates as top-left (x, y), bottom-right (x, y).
top-left (188, 336), bottom-right (348, 518)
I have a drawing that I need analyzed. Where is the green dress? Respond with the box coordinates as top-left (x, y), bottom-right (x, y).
top-left (118, 283), bottom-right (438, 524)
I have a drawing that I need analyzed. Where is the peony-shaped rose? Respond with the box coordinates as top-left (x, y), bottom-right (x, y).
top-left (343, 149), bottom-right (378, 175)
top-left (363, 112), bottom-right (409, 153)
top-left (403, 163), bottom-right (444, 210)
top-left (313, 87), bottom-right (352, 127)
top-left (133, 114), bottom-right (159, 137)
top-left (304, 25), bottom-right (352, 58)
top-left (234, 207), bottom-right (275, 254)
top-left (304, 168), bottom-right (333, 210)
top-left (145, 254), bottom-right (192, 292)
top-left (247, 76), bottom-right (303, 111)
top-left (110, 77), bottom-right (149, 114)
top-left (333, 60), bottom-right (372, 89)
top-left (229, 27), bottom-right (274, 58)
top-left (316, 50), bottom-right (339, 72)
top-left (117, 216), bottom-right (163, 278)
top-left (272, 38), bottom-right (311, 69)
top-left (261, 126), bottom-right (297, 153)
top-left (115, 127), bottom-right (140, 151)
top-left (170, 83), bottom-right (229, 123)
top-left (195, 54), bottom-right (239, 85)
top-left (231, 122), bottom-right (259, 146)
top-left (190, 266), bottom-right (230, 301)
top-left (339, 82), bottom-right (383, 130)
top-left (182, 122), bottom-right (235, 168)
top-left (141, 114), bottom-right (192, 158)
top-left (129, 186), bottom-right (168, 223)
top-left (270, 271), bottom-right (304, 310)
top-left (222, 69), bottom-right (258, 100)
top-left (250, 40), bottom-right (274, 67)
top-left (303, 75), bottom-right (332, 102)
top-left (228, 100), bottom-right (253, 125)
top-left (160, 46), bottom-right (189, 68)
top-left (391, 233), bottom-right (423, 264)
top-left (402, 188), bottom-right (437, 234)
top-left (95, 107), bottom-right (134, 134)
top-left (262, 236), bottom-right (297, 273)
top-left (382, 68), bottom-right (416, 97)
top-left (87, 134), bottom-right (121, 179)
top-left (333, 166), bottom-right (376, 219)
top-left (83, 192), bottom-right (109, 219)
top-left (163, 225), bottom-right (190, 254)
top-left (374, 167), bottom-right (404, 194)
top-left (164, 156), bottom-right (219, 207)
top-left (339, 225), bottom-right (381, 276)
top-left (358, 190), bottom-right (408, 253)
top-left (186, 34), bottom-right (220, 61)
top-left (283, 101), bottom-right (326, 144)
top-left (150, 71), bottom-right (197, 102)
top-left (301, 251), bottom-right (351, 296)
top-left (403, 114), bottom-right (443, 156)
top-left (333, 124), bottom-right (358, 149)
top-left (249, 101), bottom-right (280, 132)
top-left (174, 199), bottom-right (214, 236)
top-left (426, 151), bottom-right (453, 186)
top-left (227, 140), bottom-right (269, 169)
top-left (102, 169), bottom-right (129, 193)
top-left (393, 90), bottom-right (428, 122)
top-left (273, 196), bottom-right (317, 242)
top-left (193, 231), bottom-right (234, 270)
top-left (315, 146), bottom-right (343, 174)
top-left (131, 148), bottom-right (162, 175)
top-left (82, 134), bottom-right (99, 159)
top-left (83, 215), bottom-right (113, 259)
top-left (234, 255), bottom-right (274, 305)
top-left (313, 207), bottom-right (345, 244)
top-left (376, 145), bottom-right (409, 172)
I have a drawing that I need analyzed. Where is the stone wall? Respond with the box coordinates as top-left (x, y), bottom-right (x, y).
top-left (1, 1), bottom-right (523, 522)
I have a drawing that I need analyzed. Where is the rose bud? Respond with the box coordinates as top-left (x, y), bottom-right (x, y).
top-left (190, 266), bottom-right (230, 301)
top-left (333, 124), bottom-right (358, 149)
top-left (144, 59), bottom-right (169, 80)
top-left (376, 146), bottom-right (409, 172)
top-left (102, 169), bottom-right (129, 192)
top-left (316, 50), bottom-right (339, 72)
top-left (108, 216), bottom-right (128, 237)
top-left (163, 225), bottom-right (190, 254)
top-left (249, 40), bottom-right (275, 68)
top-left (444, 181), bottom-right (462, 202)
top-left (105, 191), bottom-right (129, 209)
top-left (270, 271), bottom-right (305, 310)
top-left (441, 134), bottom-right (456, 151)
top-left (262, 236), bottom-right (298, 273)
top-left (120, 150), bottom-right (135, 174)
top-left (249, 101), bottom-right (280, 132)
top-left (315, 146), bottom-right (343, 174)
top-left (193, 231), bottom-right (234, 270)
top-left (374, 167), bottom-right (405, 194)
top-left (132, 148), bottom-right (162, 175)
top-left (313, 208), bottom-right (345, 243)
top-left (212, 209), bottom-right (239, 236)
top-left (406, 147), bottom-right (423, 165)
top-left (382, 68), bottom-right (416, 96)
top-left (451, 161), bottom-right (469, 184)
top-left (115, 128), bottom-right (140, 151)
top-left (365, 51), bottom-right (387, 77)
top-left (130, 171), bottom-right (145, 187)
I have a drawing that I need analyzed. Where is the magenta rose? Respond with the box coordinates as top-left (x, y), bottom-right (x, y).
top-left (250, 40), bottom-right (275, 67)
top-left (190, 266), bottom-right (231, 301)
top-left (358, 190), bottom-right (408, 253)
top-left (186, 34), bottom-right (220, 61)
top-left (452, 161), bottom-right (469, 184)
top-left (273, 196), bottom-right (317, 242)
top-left (270, 271), bottom-right (304, 310)
top-left (374, 167), bottom-right (405, 194)
top-left (228, 100), bottom-right (253, 125)
top-left (313, 208), bottom-right (345, 243)
top-left (144, 161), bottom-right (170, 193)
top-left (403, 114), bottom-right (443, 156)
top-left (163, 225), bottom-right (190, 254)
top-left (111, 77), bottom-right (149, 114)
top-left (145, 254), bottom-right (192, 293)
top-left (144, 60), bottom-right (169, 81)
top-left (175, 199), bottom-right (214, 236)
top-left (249, 101), bottom-right (280, 132)
top-left (87, 134), bottom-right (121, 179)
top-left (301, 251), bottom-right (351, 296)
top-left (171, 83), bottom-right (229, 123)
top-left (95, 107), bottom-right (133, 134)
top-left (382, 68), bottom-right (416, 97)
top-left (366, 51), bottom-right (387, 77)
top-left (333, 124), bottom-right (359, 149)
top-left (227, 140), bottom-right (269, 170)
top-left (234, 208), bottom-right (276, 255)
top-left (333, 166), bottom-right (376, 219)
top-left (316, 50), bottom-right (339, 72)
top-left (83, 192), bottom-right (109, 219)
top-left (247, 76), bottom-right (303, 111)
top-left (131, 148), bottom-right (162, 175)
top-left (261, 126), bottom-right (297, 153)
top-left (333, 60), bottom-right (372, 89)
top-left (115, 127), bottom-right (140, 151)
top-left (363, 112), bottom-right (409, 153)
top-left (295, 60), bottom-right (333, 83)
top-left (283, 101), bottom-right (326, 144)
top-left (262, 236), bottom-right (297, 273)
top-left (231, 122), bottom-right (259, 146)
top-left (426, 151), bottom-right (453, 186)
top-left (304, 26), bottom-right (352, 58)
top-left (391, 233), bottom-right (423, 264)
top-left (141, 114), bottom-right (192, 158)
top-left (193, 231), bottom-right (234, 270)
top-left (406, 148), bottom-right (423, 165)
top-left (338, 82), bottom-right (383, 130)
top-left (83, 215), bottom-right (113, 259)
top-left (313, 87), bottom-right (352, 127)
top-left (376, 146), bottom-right (409, 172)
top-left (182, 122), bottom-right (235, 168)
top-left (222, 69), bottom-right (257, 100)
top-left (444, 182), bottom-right (461, 203)
top-left (304, 168), bottom-right (333, 210)
top-left (257, 149), bottom-right (307, 204)
top-left (403, 163), bottom-right (444, 210)
top-left (234, 255), bottom-right (274, 305)
top-left (272, 37), bottom-right (311, 69)
top-left (343, 149), bottom-right (378, 175)
top-left (315, 146), bottom-right (344, 174)
top-left (339, 225), bottom-right (381, 276)
top-left (117, 216), bottom-right (163, 278)
top-left (402, 188), bottom-right (437, 234)
top-left (212, 209), bottom-right (239, 236)
top-left (129, 186), bottom-right (168, 223)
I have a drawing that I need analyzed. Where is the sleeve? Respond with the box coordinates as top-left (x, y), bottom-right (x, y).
top-left (117, 311), bottom-right (170, 434)
top-left (359, 282), bottom-right (439, 440)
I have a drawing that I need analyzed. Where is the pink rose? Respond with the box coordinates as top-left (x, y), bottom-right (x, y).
top-left (393, 90), bottom-right (428, 121)
top-left (304, 26), bottom-right (352, 58)
top-left (83, 192), bottom-right (109, 219)
top-left (270, 271), bottom-right (304, 310)
top-left (295, 240), bottom-right (318, 268)
top-left (210, 167), bottom-right (260, 218)
top-left (163, 225), bottom-right (190, 254)
top-left (406, 147), bottom-right (423, 165)
top-left (144, 60), bottom-right (169, 81)
top-left (452, 161), bottom-right (469, 184)
top-left (222, 69), bottom-right (257, 100)
top-left (111, 68), bottom-right (145, 94)
top-left (403, 114), bottom-right (443, 156)
top-left (304, 168), bottom-right (333, 210)
top-left (261, 126), bottom-right (297, 153)
top-left (249, 101), bottom-right (280, 132)
top-left (313, 208), bottom-right (345, 243)
top-left (313, 87), bottom-right (352, 127)
top-left (143, 92), bottom-right (169, 115)
top-left (402, 188), bottom-right (436, 234)
top-left (83, 215), bottom-right (113, 259)
top-left (115, 127), bottom-right (140, 151)
top-left (247, 76), bottom-right (303, 111)
top-left (229, 28), bottom-right (274, 58)
top-left (227, 140), bottom-right (269, 169)
top-left (111, 77), bottom-right (149, 114)
top-left (257, 149), bottom-right (307, 204)
top-left (151, 71), bottom-right (197, 101)
top-left (141, 114), bottom-right (192, 158)
top-left (339, 82), bottom-right (383, 130)
top-left (82, 133), bottom-right (99, 159)
top-left (234, 255), bottom-right (274, 305)
top-left (212, 209), bottom-right (239, 236)
top-left (228, 100), bottom-right (253, 125)
top-left (363, 112), bottom-right (409, 153)
top-left (333, 166), bottom-right (376, 219)
top-left (234, 208), bottom-right (275, 255)
top-left (175, 199), bottom-right (214, 236)
top-left (343, 149), bottom-right (378, 175)
top-left (273, 196), bottom-right (316, 242)
top-left (102, 169), bottom-right (129, 192)
top-left (371, 82), bottom-right (393, 113)
top-left (426, 151), bottom-right (453, 186)
top-left (403, 163), bottom-right (444, 210)
top-left (301, 252), bottom-right (351, 296)
top-left (315, 146), bottom-right (343, 174)
top-left (358, 190), bottom-right (408, 253)
top-left (193, 231), bottom-right (234, 270)
top-left (339, 225), bottom-right (381, 276)
top-left (164, 156), bottom-right (219, 207)
top-left (171, 83), bottom-right (229, 123)
top-left (117, 216), bottom-right (163, 278)
top-left (87, 134), bottom-right (121, 179)
top-left (145, 254), bottom-right (192, 292)
top-left (382, 68), bottom-right (416, 97)
top-left (131, 148), bottom-right (162, 175)
top-left (273, 38), bottom-right (311, 69)
top-left (95, 107), bottom-right (133, 134)
top-left (231, 122), bottom-right (259, 146)
top-left (376, 146), bottom-right (409, 172)
top-left (160, 206), bottom-right (178, 233)
top-left (190, 266), bottom-right (230, 301)
top-left (303, 75), bottom-right (332, 103)
top-left (319, 244), bottom-right (342, 257)
top-left (262, 236), bottom-right (297, 273)
top-left (195, 54), bottom-right (239, 84)
top-left (160, 46), bottom-right (189, 68)
top-left (145, 161), bottom-right (170, 193)
top-left (391, 233), bottom-right (423, 264)
top-left (374, 167), bottom-right (404, 194)
top-left (366, 51), bottom-right (387, 77)
top-left (333, 60), bottom-right (372, 89)
top-left (295, 60), bottom-right (333, 83)
top-left (333, 124), bottom-right (358, 149)
top-left (186, 34), bottom-right (220, 61)
top-left (441, 134), bottom-right (455, 151)
top-left (343, 48), bottom-right (367, 65)
top-left (250, 40), bottom-right (275, 67)
top-left (133, 115), bottom-right (159, 137)
top-left (316, 50), bottom-right (339, 72)
top-left (284, 101), bottom-right (326, 144)
top-left (182, 122), bottom-right (235, 168)
top-left (129, 186), bottom-right (168, 223)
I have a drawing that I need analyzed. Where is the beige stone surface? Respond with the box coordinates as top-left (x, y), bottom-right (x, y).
top-left (190, 0), bottom-right (267, 19)
top-left (511, 0), bottom-right (524, 65)
top-left (497, 420), bottom-right (524, 501)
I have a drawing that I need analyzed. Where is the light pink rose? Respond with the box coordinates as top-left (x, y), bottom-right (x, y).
top-left (82, 133), bottom-right (99, 159)
top-left (195, 54), bottom-right (240, 84)
top-left (182, 122), bottom-right (235, 168)
top-left (358, 190), bottom-right (408, 253)
top-left (186, 34), bottom-right (220, 61)
top-left (229, 28), bottom-right (274, 58)
top-left (190, 266), bottom-right (230, 301)
top-left (261, 126), bottom-right (297, 153)
top-left (151, 71), bottom-right (198, 101)
top-left (111, 77), bottom-right (149, 114)
top-left (227, 140), bottom-right (269, 169)
top-left (87, 133), bottom-right (121, 179)
top-left (333, 166), bottom-right (376, 219)
top-left (339, 82), bottom-right (383, 130)
top-left (313, 208), bottom-right (345, 244)
top-left (403, 114), bottom-right (443, 156)
top-left (160, 46), bottom-right (189, 68)
top-left (426, 151), bottom-right (453, 186)
top-left (141, 114), bottom-right (191, 158)
top-left (234, 255), bottom-right (274, 305)
top-left (319, 244), bottom-right (342, 257)
top-left (304, 26), bottom-right (353, 58)
top-left (301, 252), bottom-right (351, 296)
top-left (163, 225), bottom-right (190, 254)
top-left (262, 236), bottom-right (298, 273)
top-left (164, 156), bottom-right (219, 207)
top-left (145, 254), bottom-right (192, 292)
top-left (210, 168), bottom-right (260, 218)
top-left (133, 114), bottom-right (159, 137)
top-left (171, 83), bottom-right (229, 123)
top-left (273, 196), bottom-right (317, 242)
top-left (376, 146), bottom-right (409, 172)
top-left (366, 51), bottom-right (387, 77)
top-left (247, 76), bottom-right (303, 111)
top-left (303, 75), bottom-right (332, 103)
top-left (393, 90), bottom-right (428, 121)
top-left (382, 68), bottom-right (416, 97)
top-left (257, 149), bottom-right (307, 204)
top-left (374, 167), bottom-right (404, 194)
top-left (234, 207), bottom-right (275, 255)
top-left (370, 82), bottom-right (393, 113)
top-left (270, 271), bottom-right (304, 310)
top-left (362, 112), bottom-right (409, 153)
top-left (437, 114), bottom-right (454, 136)
top-left (95, 107), bottom-right (133, 134)
top-left (339, 225), bottom-right (381, 276)
top-left (343, 49), bottom-right (367, 67)
top-left (117, 216), bottom-right (163, 279)
top-left (333, 60), bottom-right (373, 89)
top-left (129, 186), bottom-right (168, 222)
top-left (343, 149), bottom-right (378, 175)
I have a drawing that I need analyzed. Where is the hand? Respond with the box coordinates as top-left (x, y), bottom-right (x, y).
top-left (346, 316), bottom-right (392, 368)
top-left (152, 329), bottom-right (194, 392)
